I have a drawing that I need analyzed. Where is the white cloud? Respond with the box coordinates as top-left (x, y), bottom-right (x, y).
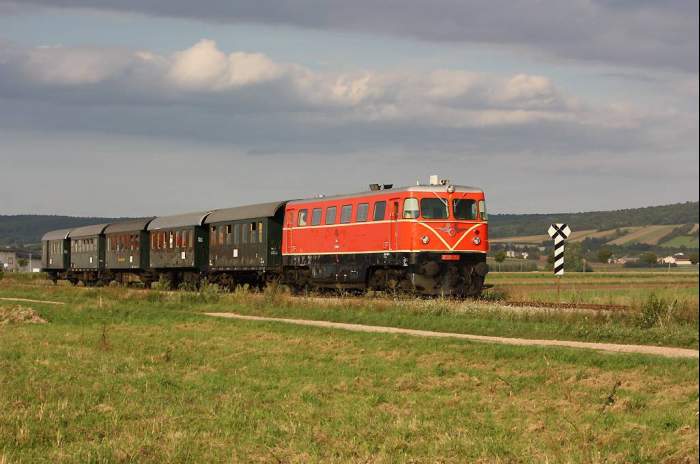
top-left (167, 39), bottom-right (283, 90)
top-left (0, 38), bottom-right (695, 159)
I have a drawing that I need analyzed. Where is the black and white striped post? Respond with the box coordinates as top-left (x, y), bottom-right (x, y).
top-left (548, 223), bottom-right (571, 301)
top-left (548, 223), bottom-right (571, 275)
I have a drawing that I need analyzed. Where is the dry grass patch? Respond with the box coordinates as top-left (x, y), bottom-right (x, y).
top-left (0, 305), bottom-right (47, 325)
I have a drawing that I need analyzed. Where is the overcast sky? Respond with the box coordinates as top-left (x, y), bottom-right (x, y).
top-left (0, 0), bottom-right (697, 216)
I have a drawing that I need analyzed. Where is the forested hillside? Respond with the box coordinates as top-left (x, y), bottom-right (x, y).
top-left (489, 202), bottom-right (699, 238)
top-left (0, 215), bottom-right (132, 247)
top-left (1, 201), bottom-right (698, 246)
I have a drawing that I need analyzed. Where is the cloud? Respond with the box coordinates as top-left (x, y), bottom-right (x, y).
top-left (0, 39), bottom-right (695, 161)
top-left (1, 0), bottom-right (697, 72)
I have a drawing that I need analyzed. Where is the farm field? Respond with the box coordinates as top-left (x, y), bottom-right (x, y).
top-left (662, 235), bottom-right (700, 249)
top-left (492, 223), bottom-right (699, 248)
top-left (490, 227), bottom-right (637, 244)
top-left (1, 274), bottom-right (698, 462)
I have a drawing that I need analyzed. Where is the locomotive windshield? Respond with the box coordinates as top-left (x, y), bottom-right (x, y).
top-left (420, 198), bottom-right (448, 219)
top-left (453, 199), bottom-right (477, 220)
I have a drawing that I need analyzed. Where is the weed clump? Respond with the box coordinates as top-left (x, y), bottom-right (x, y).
top-left (152, 275), bottom-right (171, 291)
top-left (638, 294), bottom-right (683, 329)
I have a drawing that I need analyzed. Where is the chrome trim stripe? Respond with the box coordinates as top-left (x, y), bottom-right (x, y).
top-left (283, 220), bottom-right (486, 231)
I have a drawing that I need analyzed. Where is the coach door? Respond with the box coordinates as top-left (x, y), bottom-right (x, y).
top-left (389, 198), bottom-right (400, 251)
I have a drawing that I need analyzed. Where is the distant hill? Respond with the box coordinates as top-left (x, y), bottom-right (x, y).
top-left (1, 201), bottom-right (698, 248)
top-left (489, 201), bottom-right (699, 238)
top-left (0, 215), bottom-right (133, 248)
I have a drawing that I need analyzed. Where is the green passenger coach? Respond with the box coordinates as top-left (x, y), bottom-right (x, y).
top-left (68, 224), bottom-right (109, 271)
top-left (204, 201), bottom-right (287, 286)
top-left (41, 228), bottom-right (72, 281)
top-left (147, 211), bottom-right (212, 287)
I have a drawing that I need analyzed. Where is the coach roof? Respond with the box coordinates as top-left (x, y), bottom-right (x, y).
top-left (41, 228), bottom-right (73, 241)
top-left (204, 201), bottom-right (288, 224)
top-left (104, 218), bottom-right (155, 234)
top-left (287, 185), bottom-right (484, 205)
top-left (148, 211), bottom-right (212, 230)
top-left (68, 224), bottom-right (110, 238)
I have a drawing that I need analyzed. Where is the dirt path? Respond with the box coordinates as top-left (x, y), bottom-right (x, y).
top-left (205, 312), bottom-right (699, 359)
top-left (0, 297), bottom-right (65, 305)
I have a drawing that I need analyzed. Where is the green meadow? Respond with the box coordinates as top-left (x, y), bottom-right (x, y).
top-left (1, 274), bottom-right (698, 462)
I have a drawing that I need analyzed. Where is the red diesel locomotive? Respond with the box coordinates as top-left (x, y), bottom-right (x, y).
top-left (41, 179), bottom-right (489, 296)
top-left (281, 183), bottom-right (489, 296)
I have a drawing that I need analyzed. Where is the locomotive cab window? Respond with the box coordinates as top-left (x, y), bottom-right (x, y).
top-left (479, 200), bottom-right (487, 220)
top-left (403, 198), bottom-right (419, 219)
top-left (311, 208), bottom-right (322, 226)
top-left (340, 205), bottom-right (353, 224)
top-left (357, 203), bottom-right (369, 222)
top-left (298, 209), bottom-right (308, 226)
top-left (373, 201), bottom-right (386, 221)
top-left (325, 206), bottom-right (337, 225)
top-left (421, 198), bottom-right (448, 219)
top-left (453, 199), bottom-right (477, 220)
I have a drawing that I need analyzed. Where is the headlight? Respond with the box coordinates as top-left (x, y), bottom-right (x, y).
top-left (472, 236), bottom-right (481, 245)
top-left (447, 185), bottom-right (456, 193)
top-left (421, 235), bottom-right (430, 244)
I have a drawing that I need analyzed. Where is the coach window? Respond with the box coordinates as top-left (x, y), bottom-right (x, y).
top-left (311, 208), bottom-right (322, 226)
top-left (373, 201), bottom-right (386, 221)
top-left (298, 209), bottom-right (308, 226)
top-left (250, 222), bottom-right (257, 243)
top-left (241, 224), bottom-right (248, 244)
top-left (325, 206), bottom-right (337, 225)
top-left (219, 227), bottom-right (225, 247)
top-left (225, 225), bottom-right (232, 245)
top-left (357, 203), bottom-right (369, 222)
top-left (234, 224), bottom-right (240, 244)
top-left (340, 205), bottom-right (353, 224)
top-left (453, 199), bottom-right (477, 220)
top-left (258, 222), bottom-right (264, 242)
top-left (403, 198), bottom-right (420, 219)
top-left (421, 198), bottom-right (448, 219)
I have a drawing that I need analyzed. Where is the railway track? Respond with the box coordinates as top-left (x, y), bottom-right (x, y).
top-left (501, 300), bottom-right (631, 312)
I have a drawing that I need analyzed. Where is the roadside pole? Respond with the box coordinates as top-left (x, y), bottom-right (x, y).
top-left (548, 223), bottom-right (571, 304)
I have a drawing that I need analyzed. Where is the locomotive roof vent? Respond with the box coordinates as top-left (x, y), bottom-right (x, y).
top-left (369, 183), bottom-right (393, 191)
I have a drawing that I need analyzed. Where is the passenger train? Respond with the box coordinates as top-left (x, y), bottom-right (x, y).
top-left (42, 177), bottom-right (489, 296)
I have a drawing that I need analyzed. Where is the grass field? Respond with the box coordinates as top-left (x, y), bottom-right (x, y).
top-left (1, 274), bottom-right (698, 462)
top-left (661, 235), bottom-right (700, 249)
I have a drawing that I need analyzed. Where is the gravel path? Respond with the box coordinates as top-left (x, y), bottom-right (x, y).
top-left (0, 297), bottom-right (65, 305)
top-left (205, 312), bottom-right (699, 359)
